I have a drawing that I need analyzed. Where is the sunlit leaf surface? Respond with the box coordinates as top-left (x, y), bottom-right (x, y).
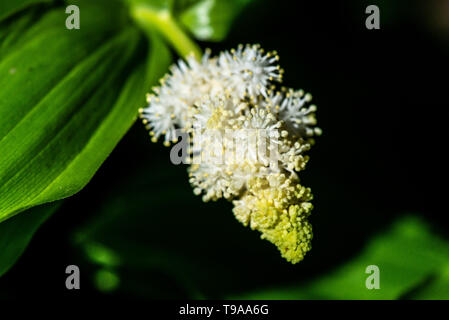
top-left (234, 216), bottom-right (449, 299)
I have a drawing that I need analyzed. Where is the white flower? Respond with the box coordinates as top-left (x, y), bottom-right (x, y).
top-left (139, 90), bottom-right (184, 146)
top-left (262, 89), bottom-right (322, 138)
top-left (232, 172), bottom-right (314, 264)
top-left (189, 162), bottom-right (258, 201)
top-left (239, 107), bottom-right (282, 167)
top-left (140, 45), bottom-right (321, 264)
top-left (140, 45), bottom-right (285, 144)
top-left (139, 53), bottom-right (215, 145)
top-left (190, 94), bottom-right (246, 130)
top-left (218, 44), bottom-right (282, 100)
top-left (188, 101), bottom-right (278, 201)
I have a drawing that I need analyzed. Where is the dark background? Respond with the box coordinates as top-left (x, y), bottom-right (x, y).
top-left (1, 0), bottom-right (448, 299)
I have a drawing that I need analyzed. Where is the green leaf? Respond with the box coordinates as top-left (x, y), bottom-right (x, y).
top-left (0, 202), bottom-right (62, 277)
top-left (403, 263), bottom-right (449, 300)
top-left (126, 0), bottom-right (175, 11)
top-left (0, 0), bottom-right (51, 22)
top-left (0, 4), bottom-right (172, 274)
top-left (0, 8), bottom-right (42, 60)
top-left (178, 0), bottom-right (253, 41)
top-left (0, 1), bottom-right (165, 223)
top-left (234, 216), bottom-right (449, 299)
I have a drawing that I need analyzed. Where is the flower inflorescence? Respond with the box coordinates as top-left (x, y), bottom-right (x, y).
top-left (139, 44), bottom-right (321, 264)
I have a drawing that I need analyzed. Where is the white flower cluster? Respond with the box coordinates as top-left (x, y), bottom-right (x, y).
top-left (140, 44), bottom-right (321, 264)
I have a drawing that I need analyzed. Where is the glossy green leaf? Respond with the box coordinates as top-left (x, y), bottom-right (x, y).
top-left (0, 0), bottom-right (51, 22)
top-left (0, 202), bottom-right (61, 277)
top-left (234, 216), bottom-right (449, 299)
top-left (0, 6), bottom-right (171, 275)
top-left (126, 0), bottom-right (175, 11)
top-left (0, 1), bottom-right (151, 223)
top-left (178, 0), bottom-right (253, 41)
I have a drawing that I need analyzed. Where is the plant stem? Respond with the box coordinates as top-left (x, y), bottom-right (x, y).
top-left (131, 5), bottom-right (202, 60)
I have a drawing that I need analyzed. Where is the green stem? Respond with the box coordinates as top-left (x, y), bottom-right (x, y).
top-left (131, 5), bottom-right (202, 60)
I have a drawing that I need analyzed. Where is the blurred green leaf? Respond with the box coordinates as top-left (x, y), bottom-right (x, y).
top-left (404, 264), bottom-right (449, 300)
top-left (94, 269), bottom-right (121, 293)
top-left (179, 0), bottom-right (253, 41)
top-left (126, 0), bottom-right (175, 11)
top-left (234, 216), bottom-right (449, 299)
top-left (72, 159), bottom-right (449, 300)
top-left (0, 0), bottom-right (51, 22)
top-left (0, 1), bottom-right (167, 223)
top-left (72, 160), bottom-right (298, 299)
top-left (0, 202), bottom-right (61, 277)
top-left (127, 0), bottom-right (254, 43)
top-left (0, 8), bottom-right (43, 59)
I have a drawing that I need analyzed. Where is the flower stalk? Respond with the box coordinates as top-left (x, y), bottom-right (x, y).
top-left (131, 4), bottom-right (202, 60)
